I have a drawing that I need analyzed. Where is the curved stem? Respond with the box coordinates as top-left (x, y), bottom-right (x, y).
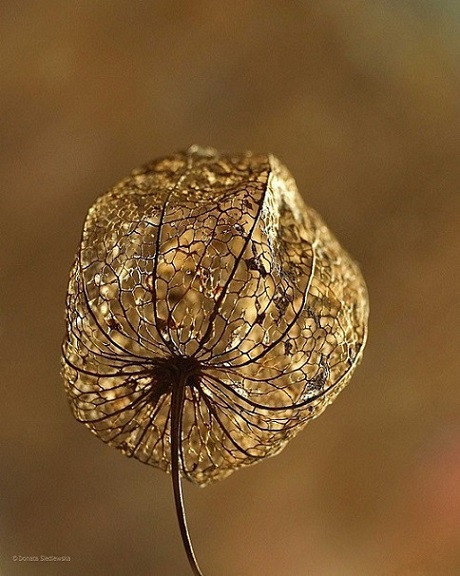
top-left (170, 380), bottom-right (204, 576)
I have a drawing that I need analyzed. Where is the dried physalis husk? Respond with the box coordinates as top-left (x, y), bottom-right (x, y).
top-left (62, 145), bottom-right (368, 576)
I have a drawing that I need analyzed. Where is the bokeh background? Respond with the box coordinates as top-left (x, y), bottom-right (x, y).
top-left (1, 2), bottom-right (459, 575)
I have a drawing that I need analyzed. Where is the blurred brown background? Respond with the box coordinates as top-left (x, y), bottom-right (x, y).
top-left (1, 1), bottom-right (459, 575)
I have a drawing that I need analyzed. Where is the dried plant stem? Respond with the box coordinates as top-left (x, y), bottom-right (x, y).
top-left (171, 375), bottom-right (204, 576)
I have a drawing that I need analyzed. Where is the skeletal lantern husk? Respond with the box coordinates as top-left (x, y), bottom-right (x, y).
top-left (62, 146), bottom-right (368, 486)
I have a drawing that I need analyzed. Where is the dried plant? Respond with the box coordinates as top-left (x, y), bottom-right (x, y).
top-left (62, 145), bottom-right (369, 575)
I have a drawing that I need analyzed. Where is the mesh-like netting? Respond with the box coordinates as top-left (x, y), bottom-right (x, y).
top-left (62, 145), bottom-right (368, 486)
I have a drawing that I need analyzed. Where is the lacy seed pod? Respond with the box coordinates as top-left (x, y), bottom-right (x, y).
top-left (62, 145), bottom-right (368, 575)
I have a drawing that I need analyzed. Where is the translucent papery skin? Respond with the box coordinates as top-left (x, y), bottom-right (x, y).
top-left (62, 146), bottom-right (368, 486)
